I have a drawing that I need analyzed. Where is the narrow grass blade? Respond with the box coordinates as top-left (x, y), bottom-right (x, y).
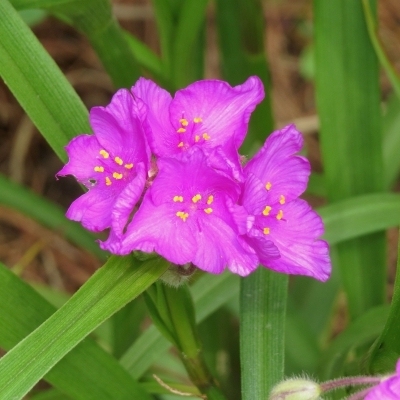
top-left (0, 262), bottom-right (154, 399)
top-left (314, 0), bottom-right (386, 319)
top-left (0, 0), bottom-right (89, 162)
top-left (362, 0), bottom-right (400, 99)
top-left (11, 0), bottom-right (141, 89)
top-left (215, 0), bottom-right (274, 151)
top-left (0, 256), bottom-right (168, 399)
top-left (368, 229), bottom-right (400, 374)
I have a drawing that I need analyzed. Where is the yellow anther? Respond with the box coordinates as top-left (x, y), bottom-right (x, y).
top-left (173, 196), bottom-right (184, 202)
top-left (176, 211), bottom-right (189, 222)
top-left (100, 150), bottom-right (109, 159)
top-left (114, 156), bottom-right (123, 165)
top-left (202, 133), bottom-right (210, 140)
top-left (177, 128), bottom-right (186, 133)
top-left (266, 182), bottom-right (272, 190)
top-left (178, 142), bottom-right (184, 148)
top-left (195, 135), bottom-right (200, 142)
top-left (192, 194), bottom-right (202, 203)
top-left (262, 206), bottom-right (272, 216)
top-left (207, 195), bottom-right (214, 205)
top-left (204, 208), bottom-right (213, 214)
top-left (194, 117), bottom-right (202, 123)
top-left (276, 210), bottom-right (283, 220)
top-left (94, 166), bottom-right (104, 172)
top-left (105, 177), bottom-right (112, 186)
top-left (124, 163), bottom-right (134, 169)
top-left (263, 227), bottom-right (270, 235)
top-left (279, 195), bottom-right (285, 205)
top-left (179, 118), bottom-right (189, 126)
top-left (113, 172), bottom-right (123, 180)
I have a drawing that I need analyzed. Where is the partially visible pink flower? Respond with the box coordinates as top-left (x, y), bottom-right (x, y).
top-left (365, 360), bottom-right (400, 400)
top-left (101, 149), bottom-right (261, 275)
top-left (240, 124), bottom-right (331, 281)
top-left (131, 76), bottom-right (264, 180)
top-left (57, 89), bottom-right (150, 235)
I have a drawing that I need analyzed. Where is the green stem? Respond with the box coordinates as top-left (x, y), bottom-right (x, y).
top-left (240, 268), bottom-right (288, 398)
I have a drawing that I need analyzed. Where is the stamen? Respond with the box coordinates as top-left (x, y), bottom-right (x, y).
top-left (113, 172), bottom-right (123, 180)
top-left (276, 210), bottom-right (283, 220)
top-left (105, 177), bottom-right (112, 186)
top-left (195, 135), bottom-right (200, 142)
top-left (177, 128), bottom-right (186, 133)
top-left (94, 166), bottom-right (104, 172)
top-left (204, 208), bottom-right (213, 214)
top-left (279, 195), bottom-right (285, 205)
top-left (262, 206), bottom-right (272, 216)
top-left (192, 194), bottom-right (202, 203)
top-left (176, 211), bottom-right (189, 222)
top-left (194, 117), bottom-right (202, 123)
top-left (178, 142), bottom-right (184, 148)
top-left (124, 163), bottom-right (134, 169)
top-left (263, 227), bottom-right (270, 235)
top-left (173, 196), bottom-right (184, 202)
top-left (207, 195), bottom-right (214, 205)
top-left (266, 182), bottom-right (272, 190)
top-left (202, 133), bottom-right (210, 140)
top-left (99, 150), bottom-right (109, 159)
top-left (114, 157), bottom-right (123, 165)
top-left (179, 118), bottom-right (189, 126)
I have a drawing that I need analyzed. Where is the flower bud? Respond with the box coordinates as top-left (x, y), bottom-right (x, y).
top-left (269, 378), bottom-right (321, 400)
top-left (159, 263), bottom-right (197, 287)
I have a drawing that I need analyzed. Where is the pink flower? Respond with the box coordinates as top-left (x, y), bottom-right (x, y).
top-left (240, 125), bottom-right (331, 281)
top-left (131, 76), bottom-right (264, 180)
top-left (101, 149), bottom-right (260, 275)
top-left (365, 360), bottom-right (400, 400)
top-left (57, 89), bottom-right (150, 235)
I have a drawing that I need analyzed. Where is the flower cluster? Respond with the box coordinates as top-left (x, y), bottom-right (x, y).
top-left (58, 77), bottom-right (331, 280)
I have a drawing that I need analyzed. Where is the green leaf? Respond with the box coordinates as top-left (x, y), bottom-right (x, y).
top-left (240, 270), bottom-right (287, 399)
top-left (11, 0), bottom-right (141, 89)
top-left (314, 0), bottom-right (386, 319)
top-left (318, 193), bottom-right (400, 245)
top-left (319, 305), bottom-right (390, 379)
top-left (0, 0), bottom-right (90, 162)
top-left (368, 228), bottom-right (400, 374)
top-left (18, 8), bottom-right (47, 26)
top-left (0, 263), bottom-right (154, 399)
top-left (0, 256), bottom-right (168, 399)
top-left (362, 0), bottom-right (400, 100)
top-left (0, 173), bottom-right (106, 260)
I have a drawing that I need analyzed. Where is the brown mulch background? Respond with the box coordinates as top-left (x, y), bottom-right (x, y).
top-left (0, 0), bottom-right (399, 296)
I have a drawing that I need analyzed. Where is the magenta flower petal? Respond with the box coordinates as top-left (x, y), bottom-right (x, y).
top-left (244, 124), bottom-right (310, 204)
top-left (90, 89), bottom-right (150, 166)
top-left (57, 134), bottom-right (103, 184)
top-left (169, 76), bottom-right (264, 150)
top-left (111, 162), bottom-right (146, 237)
top-left (105, 149), bottom-right (257, 274)
top-left (58, 88), bottom-right (150, 233)
top-left (132, 77), bottom-right (263, 180)
top-left (131, 77), bottom-right (174, 155)
top-left (251, 199), bottom-right (330, 281)
top-left (365, 360), bottom-right (400, 400)
top-left (66, 188), bottom-right (114, 232)
top-left (241, 124), bottom-right (331, 281)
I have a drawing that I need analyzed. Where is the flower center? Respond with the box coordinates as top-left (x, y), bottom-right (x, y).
top-left (173, 193), bottom-right (215, 222)
top-left (175, 116), bottom-right (211, 150)
top-left (93, 149), bottom-right (135, 186)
